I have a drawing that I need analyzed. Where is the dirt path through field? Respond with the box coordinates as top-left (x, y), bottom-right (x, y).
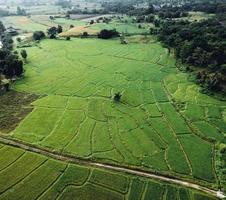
top-left (0, 134), bottom-right (225, 199)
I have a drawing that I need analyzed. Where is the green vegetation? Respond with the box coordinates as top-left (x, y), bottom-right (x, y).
top-left (3, 37), bottom-right (223, 190)
top-left (179, 135), bottom-right (215, 182)
top-left (158, 17), bottom-right (226, 93)
top-left (0, 2), bottom-right (225, 198)
top-left (0, 143), bottom-right (218, 200)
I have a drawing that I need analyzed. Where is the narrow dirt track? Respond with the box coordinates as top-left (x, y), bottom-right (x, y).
top-left (0, 135), bottom-right (225, 199)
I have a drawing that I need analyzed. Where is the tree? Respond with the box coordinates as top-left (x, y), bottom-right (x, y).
top-left (57, 25), bottom-right (63, 34)
top-left (47, 27), bottom-right (58, 39)
top-left (33, 31), bottom-right (45, 41)
top-left (13, 60), bottom-right (24, 76)
top-left (0, 21), bottom-right (5, 34)
top-left (154, 19), bottom-right (160, 27)
top-left (120, 33), bottom-right (127, 44)
top-left (146, 4), bottom-right (154, 14)
top-left (90, 20), bottom-right (95, 25)
top-left (146, 14), bottom-right (155, 23)
top-left (17, 6), bottom-right (26, 16)
top-left (98, 29), bottom-right (119, 39)
top-left (157, 17), bottom-right (226, 93)
top-left (0, 21), bottom-right (24, 78)
top-left (113, 92), bottom-right (122, 102)
top-left (16, 37), bottom-right (21, 43)
top-left (20, 50), bottom-right (27, 62)
top-left (49, 16), bottom-right (54, 20)
top-left (81, 32), bottom-right (89, 38)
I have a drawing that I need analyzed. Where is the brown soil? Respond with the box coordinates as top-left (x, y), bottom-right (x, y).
top-left (0, 91), bottom-right (38, 133)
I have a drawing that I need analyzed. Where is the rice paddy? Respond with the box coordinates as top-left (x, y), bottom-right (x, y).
top-left (6, 38), bottom-right (225, 188)
top-left (0, 144), bottom-right (218, 200)
top-left (0, 14), bottom-right (225, 199)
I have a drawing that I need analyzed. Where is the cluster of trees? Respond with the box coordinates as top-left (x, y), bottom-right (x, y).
top-left (158, 18), bottom-right (226, 92)
top-left (183, 2), bottom-right (226, 14)
top-left (47, 26), bottom-right (63, 39)
top-left (55, 0), bottom-right (72, 9)
top-left (0, 6), bottom-right (26, 17)
top-left (16, 6), bottom-right (26, 16)
top-left (0, 21), bottom-right (24, 78)
top-left (67, 8), bottom-right (107, 15)
top-left (0, 50), bottom-right (24, 77)
top-left (0, 22), bottom-right (14, 50)
top-left (101, 2), bottom-right (135, 14)
top-left (98, 29), bottom-right (119, 39)
top-left (157, 6), bottom-right (188, 19)
top-left (33, 31), bottom-right (45, 41)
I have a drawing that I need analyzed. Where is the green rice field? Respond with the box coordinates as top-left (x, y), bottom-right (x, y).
top-left (0, 12), bottom-right (225, 198)
top-left (0, 143), bottom-right (218, 200)
top-left (5, 37), bottom-right (224, 188)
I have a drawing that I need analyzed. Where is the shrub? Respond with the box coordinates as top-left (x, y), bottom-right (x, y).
top-left (33, 31), bottom-right (45, 41)
top-left (98, 29), bottom-right (119, 39)
top-left (81, 32), bottom-right (89, 38)
top-left (20, 49), bottom-right (27, 61)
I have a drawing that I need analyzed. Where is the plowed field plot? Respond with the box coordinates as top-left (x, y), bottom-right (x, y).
top-left (0, 144), bottom-right (218, 200)
top-left (2, 38), bottom-right (225, 193)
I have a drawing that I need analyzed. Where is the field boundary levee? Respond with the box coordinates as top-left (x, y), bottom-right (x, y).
top-left (0, 134), bottom-right (225, 199)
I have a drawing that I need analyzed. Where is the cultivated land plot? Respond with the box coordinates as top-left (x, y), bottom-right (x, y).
top-left (7, 38), bottom-right (226, 187)
top-left (2, 15), bottom-right (152, 36)
top-left (0, 143), bottom-right (218, 200)
top-left (2, 16), bottom-right (48, 32)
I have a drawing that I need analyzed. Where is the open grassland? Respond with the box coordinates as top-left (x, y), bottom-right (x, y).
top-left (89, 16), bottom-right (153, 34)
top-left (2, 15), bottom-right (151, 36)
top-left (6, 38), bottom-right (225, 189)
top-left (2, 16), bottom-right (48, 32)
top-left (89, 22), bottom-right (151, 35)
top-left (59, 16), bottom-right (152, 36)
top-left (0, 143), bottom-right (219, 200)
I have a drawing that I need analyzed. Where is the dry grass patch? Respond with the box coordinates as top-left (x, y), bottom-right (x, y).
top-left (16, 16), bottom-right (32, 25)
top-left (59, 26), bottom-right (99, 37)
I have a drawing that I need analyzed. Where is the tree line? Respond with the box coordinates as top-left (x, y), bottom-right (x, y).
top-left (0, 6), bottom-right (26, 17)
top-left (158, 17), bottom-right (226, 93)
top-left (0, 21), bottom-right (24, 79)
